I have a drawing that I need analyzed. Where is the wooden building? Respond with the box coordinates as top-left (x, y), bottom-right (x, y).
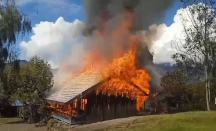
top-left (46, 73), bottom-right (146, 124)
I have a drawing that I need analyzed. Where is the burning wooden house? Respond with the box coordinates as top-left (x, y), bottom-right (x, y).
top-left (46, 71), bottom-right (149, 124)
top-left (46, 6), bottom-right (153, 124)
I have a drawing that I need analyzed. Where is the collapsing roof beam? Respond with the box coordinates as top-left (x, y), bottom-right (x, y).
top-left (130, 82), bottom-right (149, 96)
top-left (105, 77), bottom-right (149, 96)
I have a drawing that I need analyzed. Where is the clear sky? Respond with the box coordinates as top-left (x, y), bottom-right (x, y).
top-left (15, 0), bottom-right (184, 68)
top-left (18, 0), bottom-right (182, 26)
top-left (17, 0), bottom-right (85, 41)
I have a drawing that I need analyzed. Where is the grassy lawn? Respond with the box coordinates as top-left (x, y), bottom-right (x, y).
top-left (0, 117), bottom-right (48, 131)
top-left (99, 111), bottom-right (216, 131)
top-left (0, 117), bottom-right (23, 125)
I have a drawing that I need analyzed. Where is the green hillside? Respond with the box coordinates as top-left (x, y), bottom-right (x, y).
top-left (99, 111), bottom-right (216, 131)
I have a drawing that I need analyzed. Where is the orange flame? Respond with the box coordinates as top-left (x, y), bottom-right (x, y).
top-left (64, 8), bottom-right (151, 111)
top-left (49, 104), bottom-right (78, 117)
top-left (49, 99), bottom-right (88, 116)
top-left (98, 49), bottom-right (150, 110)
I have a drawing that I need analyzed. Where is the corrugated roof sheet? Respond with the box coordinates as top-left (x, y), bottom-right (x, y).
top-left (46, 73), bottom-right (103, 103)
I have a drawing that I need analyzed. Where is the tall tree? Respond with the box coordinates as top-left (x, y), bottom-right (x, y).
top-left (0, 0), bottom-right (31, 73)
top-left (161, 69), bottom-right (206, 110)
top-left (11, 56), bottom-right (53, 122)
top-left (173, 1), bottom-right (216, 111)
top-left (0, 0), bottom-right (31, 106)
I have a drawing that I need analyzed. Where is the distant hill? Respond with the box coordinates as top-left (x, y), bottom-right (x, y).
top-left (155, 63), bottom-right (177, 75)
top-left (7, 60), bottom-right (58, 75)
top-left (50, 63), bottom-right (177, 77)
top-left (17, 60), bottom-right (28, 66)
top-left (6, 61), bottom-right (177, 76)
top-left (6, 60), bottom-right (28, 66)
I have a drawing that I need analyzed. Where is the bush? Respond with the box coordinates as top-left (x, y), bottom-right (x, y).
top-left (47, 119), bottom-right (58, 130)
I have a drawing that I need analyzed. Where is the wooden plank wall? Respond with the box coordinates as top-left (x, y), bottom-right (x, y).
top-left (85, 93), bottom-right (138, 123)
top-left (50, 92), bottom-right (138, 124)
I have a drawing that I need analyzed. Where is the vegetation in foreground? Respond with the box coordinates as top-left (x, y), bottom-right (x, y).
top-left (99, 111), bottom-right (216, 131)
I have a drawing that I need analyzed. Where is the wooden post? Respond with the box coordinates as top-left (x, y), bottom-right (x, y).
top-left (113, 96), bottom-right (117, 118)
top-left (144, 101), bottom-right (145, 110)
top-left (70, 103), bottom-right (73, 124)
top-left (102, 95), bottom-right (105, 121)
top-left (77, 99), bottom-right (81, 116)
top-left (126, 97), bottom-right (128, 117)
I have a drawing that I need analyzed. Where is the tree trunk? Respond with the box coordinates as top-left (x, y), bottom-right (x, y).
top-left (206, 86), bottom-right (210, 111)
top-left (203, 1), bottom-right (211, 111)
top-left (205, 66), bottom-right (211, 111)
top-left (208, 78), bottom-right (211, 102)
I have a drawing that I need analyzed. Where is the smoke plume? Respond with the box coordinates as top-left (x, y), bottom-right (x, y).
top-left (53, 0), bottom-right (175, 94)
top-left (84, 0), bottom-right (174, 34)
top-left (83, 0), bottom-right (175, 92)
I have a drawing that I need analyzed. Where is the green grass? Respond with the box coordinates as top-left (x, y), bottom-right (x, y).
top-left (99, 111), bottom-right (216, 131)
top-left (0, 117), bottom-right (23, 125)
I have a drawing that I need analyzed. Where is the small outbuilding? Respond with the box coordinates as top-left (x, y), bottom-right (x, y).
top-left (0, 100), bottom-right (23, 117)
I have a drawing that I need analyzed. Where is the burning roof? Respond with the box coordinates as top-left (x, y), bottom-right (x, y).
top-left (46, 73), bottom-right (102, 103)
top-left (51, 1), bottom-right (161, 111)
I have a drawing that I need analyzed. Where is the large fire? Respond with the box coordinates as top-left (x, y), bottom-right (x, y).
top-left (98, 50), bottom-right (150, 110)
top-left (52, 8), bottom-right (151, 112)
top-left (79, 8), bottom-right (151, 111)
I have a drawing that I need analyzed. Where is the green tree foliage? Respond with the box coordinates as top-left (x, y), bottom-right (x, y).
top-left (161, 69), bottom-right (206, 110)
top-left (0, 64), bottom-right (19, 106)
top-left (0, 1), bottom-right (31, 72)
top-left (5, 56), bottom-right (53, 122)
top-left (161, 70), bottom-right (188, 99)
top-left (0, 1), bottom-right (31, 107)
top-left (172, 1), bottom-right (216, 111)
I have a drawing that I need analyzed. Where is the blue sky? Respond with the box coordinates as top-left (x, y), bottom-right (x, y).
top-left (17, 0), bottom-right (181, 41)
top-left (17, 0), bottom-right (85, 42)
top-left (15, 0), bottom-right (183, 68)
top-left (19, 0), bottom-right (85, 25)
top-left (164, 0), bottom-right (183, 26)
